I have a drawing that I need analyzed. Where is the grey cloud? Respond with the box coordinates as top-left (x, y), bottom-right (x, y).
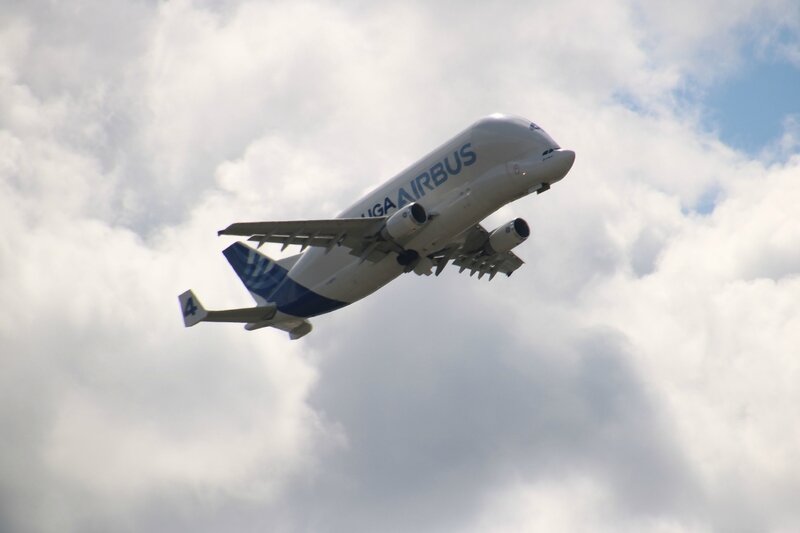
top-left (282, 281), bottom-right (701, 532)
top-left (630, 226), bottom-right (668, 277)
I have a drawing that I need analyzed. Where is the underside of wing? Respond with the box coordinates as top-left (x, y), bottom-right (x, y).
top-left (178, 290), bottom-right (311, 339)
top-left (450, 250), bottom-right (524, 279)
top-left (179, 289), bottom-right (278, 326)
top-left (218, 217), bottom-right (395, 260)
top-left (202, 306), bottom-right (277, 323)
top-left (428, 224), bottom-right (525, 280)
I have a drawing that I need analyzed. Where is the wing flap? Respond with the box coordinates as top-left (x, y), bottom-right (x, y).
top-left (450, 250), bottom-right (523, 278)
top-left (218, 217), bottom-right (395, 258)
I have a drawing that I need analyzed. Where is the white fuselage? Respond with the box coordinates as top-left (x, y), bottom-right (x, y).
top-left (275, 114), bottom-right (575, 319)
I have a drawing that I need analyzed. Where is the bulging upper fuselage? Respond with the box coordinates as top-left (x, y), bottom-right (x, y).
top-left (281, 114), bottom-right (575, 316)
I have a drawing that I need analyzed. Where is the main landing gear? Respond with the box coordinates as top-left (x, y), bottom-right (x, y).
top-left (396, 249), bottom-right (420, 267)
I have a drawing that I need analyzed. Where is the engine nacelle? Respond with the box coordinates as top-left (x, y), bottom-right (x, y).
top-left (486, 218), bottom-right (530, 254)
top-left (381, 202), bottom-right (428, 242)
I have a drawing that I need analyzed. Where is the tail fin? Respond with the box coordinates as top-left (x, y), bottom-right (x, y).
top-left (179, 290), bottom-right (208, 327)
top-left (222, 241), bottom-right (347, 319)
top-left (222, 242), bottom-right (289, 302)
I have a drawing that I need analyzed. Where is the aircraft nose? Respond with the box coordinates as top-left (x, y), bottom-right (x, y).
top-left (557, 149), bottom-right (575, 173)
top-left (549, 149), bottom-right (575, 183)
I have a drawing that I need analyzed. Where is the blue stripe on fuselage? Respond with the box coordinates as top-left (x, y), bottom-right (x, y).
top-left (222, 242), bottom-right (348, 318)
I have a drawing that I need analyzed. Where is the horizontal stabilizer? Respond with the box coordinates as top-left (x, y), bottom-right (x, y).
top-left (203, 305), bottom-right (277, 323)
top-left (178, 289), bottom-right (277, 327)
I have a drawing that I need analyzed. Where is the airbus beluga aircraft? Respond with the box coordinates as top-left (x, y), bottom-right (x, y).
top-left (179, 114), bottom-right (575, 339)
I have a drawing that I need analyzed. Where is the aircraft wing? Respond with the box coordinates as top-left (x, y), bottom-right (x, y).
top-left (218, 218), bottom-right (525, 277)
top-left (429, 224), bottom-right (525, 280)
top-left (217, 217), bottom-right (396, 259)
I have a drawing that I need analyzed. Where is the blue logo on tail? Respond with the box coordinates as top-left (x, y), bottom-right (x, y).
top-left (222, 242), bottom-right (348, 318)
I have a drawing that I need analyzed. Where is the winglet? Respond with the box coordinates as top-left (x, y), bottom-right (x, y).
top-left (179, 290), bottom-right (208, 327)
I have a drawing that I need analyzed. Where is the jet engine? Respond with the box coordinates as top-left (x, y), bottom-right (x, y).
top-left (486, 218), bottom-right (530, 254)
top-left (381, 202), bottom-right (428, 242)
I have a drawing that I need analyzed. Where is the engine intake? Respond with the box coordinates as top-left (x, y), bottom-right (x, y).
top-left (381, 202), bottom-right (428, 242)
top-left (486, 218), bottom-right (530, 254)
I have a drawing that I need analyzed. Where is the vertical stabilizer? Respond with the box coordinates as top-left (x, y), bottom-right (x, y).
top-left (222, 242), bottom-right (289, 302)
top-left (222, 242), bottom-right (348, 318)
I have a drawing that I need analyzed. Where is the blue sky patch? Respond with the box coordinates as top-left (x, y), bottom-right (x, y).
top-left (702, 53), bottom-right (800, 154)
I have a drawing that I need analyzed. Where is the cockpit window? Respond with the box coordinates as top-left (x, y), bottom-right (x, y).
top-left (542, 148), bottom-right (555, 156)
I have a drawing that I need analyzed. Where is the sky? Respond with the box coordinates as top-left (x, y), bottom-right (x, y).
top-left (1, 1), bottom-right (799, 532)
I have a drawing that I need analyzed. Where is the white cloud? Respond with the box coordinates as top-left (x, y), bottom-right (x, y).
top-left (576, 153), bottom-right (800, 530)
top-left (471, 476), bottom-right (709, 533)
top-left (1, 0), bottom-right (799, 531)
top-left (761, 114), bottom-right (800, 162)
top-left (632, 0), bottom-right (799, 82)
